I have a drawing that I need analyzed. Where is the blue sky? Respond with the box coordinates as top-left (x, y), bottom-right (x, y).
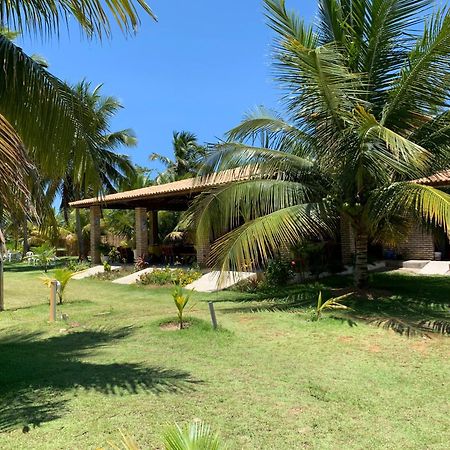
top-left (19, 0), bottom-right (317, 175)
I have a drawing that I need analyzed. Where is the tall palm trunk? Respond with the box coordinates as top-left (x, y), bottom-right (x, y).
top-left (354, 229), bottom-right (368, 288)
top-left (75, 209), bottom-right (84, 261)
top-left (22, 213), bottom-right (29, 257)
top-left (0, 206), bottom-right (4, 312)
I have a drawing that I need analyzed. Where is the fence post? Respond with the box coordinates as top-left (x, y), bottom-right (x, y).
top-left (49, 280), bottom-right (57, 322)
top-left (208, 301), bottom-right (218, 330)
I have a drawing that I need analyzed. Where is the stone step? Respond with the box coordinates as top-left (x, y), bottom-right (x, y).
top-left (402, 260), bottom-right (430, 270)
top-left (185, 271), bottom-right (257, 292)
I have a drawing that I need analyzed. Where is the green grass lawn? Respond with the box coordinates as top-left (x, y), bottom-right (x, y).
top-left (0, 267), bottom-right (449, 449)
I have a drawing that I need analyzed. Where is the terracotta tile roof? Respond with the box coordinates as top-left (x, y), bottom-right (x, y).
top-left (69, 167), bottom-right (253, 208)
top-left (414, 170), bottom-right (450, 187)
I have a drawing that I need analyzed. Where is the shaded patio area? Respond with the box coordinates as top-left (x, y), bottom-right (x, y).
top-left (69, 169), bottom-right (248, 265)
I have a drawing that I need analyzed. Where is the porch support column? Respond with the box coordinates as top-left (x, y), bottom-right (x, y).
top-left (90, 205), bottom-right (101, 264)
top-left (149, 211), bottom-right (158, 245)
top-left (135, 207), bottom-right (148, 258)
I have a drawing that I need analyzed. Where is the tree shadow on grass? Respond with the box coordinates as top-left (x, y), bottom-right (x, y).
top-left (218, 276), bottom-right (450, 336)
top-left (218, 285), bottom-right (322, 314)
top-left (345, 295), bottom-right (450, 336)
top-left (0, 327), bottom-right (200, 431)
top-left (331, 273), bottom-right (450, 336)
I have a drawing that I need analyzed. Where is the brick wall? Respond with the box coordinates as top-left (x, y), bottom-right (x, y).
top-left (397, 223), bottom-right (434, 260)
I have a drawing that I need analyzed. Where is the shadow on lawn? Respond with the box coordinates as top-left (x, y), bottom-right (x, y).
top-left (218, 273), bottom-right (450, 336)
top-left (3, 259), bottom-right (70, 273)
top-left (0, 327), bottom-right (199, 431)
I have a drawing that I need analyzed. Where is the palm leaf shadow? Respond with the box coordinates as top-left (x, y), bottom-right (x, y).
top-left (0, 327), bottom-right (201, 431)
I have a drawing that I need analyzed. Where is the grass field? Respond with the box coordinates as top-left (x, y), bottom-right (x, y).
top-left (0, 267), bottom-right (449, 449)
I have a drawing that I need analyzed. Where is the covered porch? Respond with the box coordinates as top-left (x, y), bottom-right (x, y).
top-left (69, 170), bottom-right (244, 266)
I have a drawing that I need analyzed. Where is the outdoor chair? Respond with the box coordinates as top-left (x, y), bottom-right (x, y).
top-left (25, 251), bottom-right (38, 265)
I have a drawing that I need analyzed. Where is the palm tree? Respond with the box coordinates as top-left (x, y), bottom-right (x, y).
top-left (150, 131), bottom-right (206, 182)
top-left (46, 81), bottom-right (137, 258)
top-left (187, 0), bottom-right (450, 288)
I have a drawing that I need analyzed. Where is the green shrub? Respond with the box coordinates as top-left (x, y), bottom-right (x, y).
top-left (108, 246), bottom-right (121, 263)
top-left (264, 258), bottom-right (295, 287)
top-left (138, 267), bottom-right (202, 287)
top-left (66, 260), bottom-right (90, 272)
top-left (92, 267), bottom-right (135, 281)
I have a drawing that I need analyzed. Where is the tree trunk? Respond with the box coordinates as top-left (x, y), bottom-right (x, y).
top-left (22, 213), bottom-right (29, 258)
top-left (0, 206), bottom-right (4, 311)
top-left (0, 251), bottom-right (4, 312)
top-left (75, 209), bottom-right (84, 261)
top-left (354, 230), bottom-right (368, 288)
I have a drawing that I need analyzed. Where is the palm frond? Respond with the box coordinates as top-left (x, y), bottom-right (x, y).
top-left (208, 203), bottom-right (336, 272)
top-left (368, 182), bottom-right (450, 234)
top-left (382, 6), bottom-right (450, 130)
top-left (184, 179), bottom-right (321, 244)
top-left (264, 1), bottom-right (365, 127)
top-left (264, 0), bottom-right (318, 49)
top-left (225, 107), bottom-right (315, 157)
top-left (354, 105), bottom-right (431, 177)
top-left (0, 36), bottom-right (102, 181)
top-left (163, 421), bottom-right (224, 450)
top-left (0, 0), bottom-right (156, 39)
top-left (202, 142), bottom-right (314, 180)
top-left (364, 0), bottom-right (433, 108)
top-left (0, 114), bottom-right (31, 212)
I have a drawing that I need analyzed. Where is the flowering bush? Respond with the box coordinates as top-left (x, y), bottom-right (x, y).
top-left (135, 255), bottom-right (148, 271)
top-left (138, 267), bottom-right (202, 287)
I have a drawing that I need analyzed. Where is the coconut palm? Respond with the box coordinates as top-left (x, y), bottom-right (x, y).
top-left (46, 81), bottom-right (137, 259)
top-left (187, 0), bottom-right (450, 288)
top-left (150, 131), bottom-right (206, 182)
top-left (48, 81), bottom-right (137, 219)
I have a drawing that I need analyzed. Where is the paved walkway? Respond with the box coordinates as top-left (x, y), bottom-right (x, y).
top-left (419, 261), bottom-right (450, 275)
top-left (185, 271), bottom-right (257, 292)
top-left (112, 267), bottom-right (154, 285)
top-left (72, 265), bottom-right (120, 280)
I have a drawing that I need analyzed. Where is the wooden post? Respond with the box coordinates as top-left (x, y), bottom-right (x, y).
top-left (49, 280), bottom-right (57, 322)
top-left (208, 301), bottom-right (218, 330)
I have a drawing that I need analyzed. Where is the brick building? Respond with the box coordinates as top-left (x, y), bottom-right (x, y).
top-left (341, 170), bottom-right (450, 264)
top-left (72, 169), bottom-right (450, 267)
